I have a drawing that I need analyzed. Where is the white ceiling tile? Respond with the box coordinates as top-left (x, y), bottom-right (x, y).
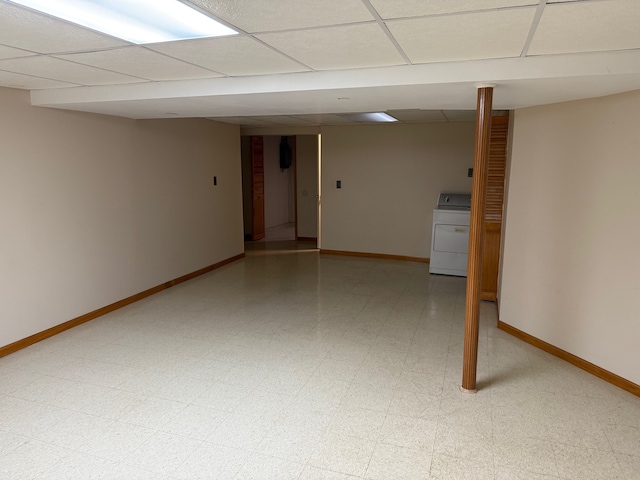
top-left (442, 110), bottom-right (477, 122)
top-left (247, 116), bottom-right (316, 126)
top-left (387, 8), bottom-right (536, 63)
top-left (187, 0), bottom-right (374, 33)
top-left (0, 44), bottom-right (37, 60)
top-left (0, 2), bottom-right (128, 54)
top-left (148, 36), bottom-right (308, 76)
top-left (212, 117), bottom-right (279, 126)
top-left (55, 47), bottom-right (222, 81)
top-left (387, 109), bottom-right (448, 123)
top-left (0, 69), bottom-right (77, 89)
top-left (369, 0), bottom-right (537, 19)
top-left (290, 114), bottom-right (357, 125)
top-left (257, 24), bottom-right (406, 70)
top-left (0, 56), bottom-right (147, 86)
top-left (528, 0), bottom-right (640, 55)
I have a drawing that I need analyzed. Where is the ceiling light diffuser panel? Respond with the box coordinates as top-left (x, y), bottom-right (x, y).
top-left (7, 0), bottom-right (237, 44)
top-left (341, 112), bottom-right (398, 123)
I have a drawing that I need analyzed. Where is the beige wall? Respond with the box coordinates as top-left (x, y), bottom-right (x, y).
top-left (320, 123), bottom-right (475, 258)
top-left (0, 87), bottom-right (244, 349)
top-left (500, 89), bottom-right (640, 385)
top-left (296, 135), bottom-right (319, 239)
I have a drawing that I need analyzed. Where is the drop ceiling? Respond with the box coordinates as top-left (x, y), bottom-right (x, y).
top-left (0, 0), bottom-right (639, 126)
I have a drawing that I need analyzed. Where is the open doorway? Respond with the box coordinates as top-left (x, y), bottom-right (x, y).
top-left (241, 134), bottom-right (320, 247)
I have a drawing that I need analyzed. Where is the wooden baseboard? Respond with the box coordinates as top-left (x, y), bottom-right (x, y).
top-left (0, 253), bottom-right (245, 359)
top-left (498, 320), bottom-right (640, 397)
top-left (480, 292), bottom-right (497, 302)
top-left (320, 249), bottom-right (429, 264)
top-left (296, 237), bottom-right (317, 243)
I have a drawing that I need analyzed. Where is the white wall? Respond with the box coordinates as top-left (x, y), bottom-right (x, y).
top-left (296, 135), bottom-right (319, 239)
top-left (500, 89), bottom-right (640, 385)
top-left (0, 87), bottom-right (244, 349)
top-left (320, 123), bottom-right (475, 258)
top-left (263, 136), bottom-right (294, 229)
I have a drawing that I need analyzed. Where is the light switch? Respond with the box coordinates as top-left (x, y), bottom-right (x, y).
top-left (337, 180), bottom-right (341, 189)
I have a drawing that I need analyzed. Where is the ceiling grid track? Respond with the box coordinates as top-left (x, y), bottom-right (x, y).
top-left (166, 1), bottom-right (316, 75)
top-left (162, 0), bottom-right (259, 76)
top-left (360, 0), bottom-right (412, 65)
top-left (520, 0), bottom-right (548, 57)
top-left (138, 46), bottom-right (227, 78)
top-left (246, 35), bottom-right (316, 72)
top-left (249, 20), bottom-right (377, 36)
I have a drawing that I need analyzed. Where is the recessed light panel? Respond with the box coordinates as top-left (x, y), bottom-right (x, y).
top-left (8, 0), bottom-right (238, 44)
top-left (342, 112), bottom-right (399, 123)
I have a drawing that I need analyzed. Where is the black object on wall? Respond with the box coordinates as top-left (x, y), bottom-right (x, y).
top-left (279, 136), bottom-right (292, 170)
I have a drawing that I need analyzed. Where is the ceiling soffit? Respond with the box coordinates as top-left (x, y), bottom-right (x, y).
top-left (0, 0), bottom-right (638, 121)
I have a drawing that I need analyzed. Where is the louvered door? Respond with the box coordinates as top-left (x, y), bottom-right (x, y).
top-left (481, 114), bottom-right (509, 301)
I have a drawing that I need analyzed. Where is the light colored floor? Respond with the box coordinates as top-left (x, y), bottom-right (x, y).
top-left (259, 223), bottom-right (295, 242)
top-left (1, 244), bottom-right (639, 480)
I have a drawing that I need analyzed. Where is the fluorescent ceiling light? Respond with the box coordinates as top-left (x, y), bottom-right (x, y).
top-left (9, 0), bottom-right (238, 44)
top-left (342, 112), bottom-right (399, 123)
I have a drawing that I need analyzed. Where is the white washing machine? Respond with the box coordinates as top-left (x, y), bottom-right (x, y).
top-left (429, 193), bottom-right (471, 277)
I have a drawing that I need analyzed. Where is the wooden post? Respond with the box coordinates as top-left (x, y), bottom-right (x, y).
top-left (462, 86), bottom-right (494, 393)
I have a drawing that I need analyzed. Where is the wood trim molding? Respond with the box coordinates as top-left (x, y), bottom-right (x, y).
top-left (480, 292), bottom-right (497, 302)
top-left (320, 249), bottom-right (429, 264)
top-left (292, 136), bottom-right (298, 241)
top-left (0, 253), bottom-right (245, 359)
top-left (498, 320), bottom-right (640, 397)
top-left (462, 86), bottom-right (494, 392)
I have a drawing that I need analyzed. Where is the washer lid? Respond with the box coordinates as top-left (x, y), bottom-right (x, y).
top-left (437, 193), bottom-right (471, 210)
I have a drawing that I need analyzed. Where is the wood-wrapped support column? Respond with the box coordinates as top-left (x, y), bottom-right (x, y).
top-left (461, 86), bottom-right (494, 393)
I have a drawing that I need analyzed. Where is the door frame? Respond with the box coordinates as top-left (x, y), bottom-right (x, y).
top-left (250, 136), bottom-right (265, 241)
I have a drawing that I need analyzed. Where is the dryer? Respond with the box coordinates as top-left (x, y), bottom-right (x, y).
top-left (429, 193), bottom-right (471, 277)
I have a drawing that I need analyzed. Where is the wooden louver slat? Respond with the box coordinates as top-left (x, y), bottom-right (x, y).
top-left (480, 114), bottom-right (509, 301)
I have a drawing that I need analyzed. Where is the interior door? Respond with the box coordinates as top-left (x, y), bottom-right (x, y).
top-left (481, 114), bottom-right (509, 301)
top-left (250, 136), bottom-right (265, 241)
